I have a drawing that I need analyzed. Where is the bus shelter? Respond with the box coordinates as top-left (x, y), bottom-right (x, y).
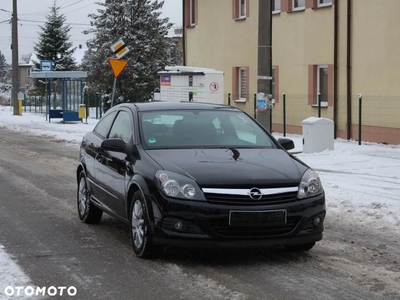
top-left (30, 71), bottom-right (88, 122)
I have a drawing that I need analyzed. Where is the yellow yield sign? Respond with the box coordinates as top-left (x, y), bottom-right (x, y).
top-left (108, 58), bottom-right (129, 78)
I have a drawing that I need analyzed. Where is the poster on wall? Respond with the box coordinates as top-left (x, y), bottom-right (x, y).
top-left (160, 75), bottom-right (171, 86)
top-left (257, 93), bottom-right (267, 112)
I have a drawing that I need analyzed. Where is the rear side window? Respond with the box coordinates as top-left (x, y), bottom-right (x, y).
top-left (93, 112), bottom-right (116, 139)
top-left (108, 111), bottom-right (133, 143)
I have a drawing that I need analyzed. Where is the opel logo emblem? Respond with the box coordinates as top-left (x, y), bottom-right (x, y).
top-left (249, 188), bottom-right (262, 200)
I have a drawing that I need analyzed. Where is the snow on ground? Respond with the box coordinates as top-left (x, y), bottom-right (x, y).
top-left (0, 245), bottom-right (32, 300)
top-left (0, 106), bottom-right (399, 288)
top-left (0, 106), bottom-right (98, 144)
top-left (274, 133), bottom-right (400, 233)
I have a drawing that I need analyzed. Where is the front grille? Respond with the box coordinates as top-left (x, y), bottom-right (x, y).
top-left (205, 191), bottom-right (298, 206)
top-left (210, 216), bottom-right (300, 238)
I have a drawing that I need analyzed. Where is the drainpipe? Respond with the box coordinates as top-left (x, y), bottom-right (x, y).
top-left (346, 0), bottom-right (352, 140)
top-left (333, 0), bottom-right (339, 139)
top-left (182, 0), bottom-right (186, 66)
top-left (257, 0), bottom-right (273, 132)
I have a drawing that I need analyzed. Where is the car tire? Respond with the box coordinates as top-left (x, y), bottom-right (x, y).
top-left (130, 191), bottom-right (163, 259)
top-left (285, 242), bottom-right (316, 252)
top-left (77, 172), bottom-right (103, 224)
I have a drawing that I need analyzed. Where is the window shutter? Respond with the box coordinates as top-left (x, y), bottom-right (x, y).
top-left (328, 64), bottom-right (334, 106)
top-left (232, 0), bottom-right (238, 19)
top-left (308, 65), bottom-right (317, 105)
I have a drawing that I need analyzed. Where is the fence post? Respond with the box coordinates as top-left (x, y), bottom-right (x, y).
top-left (253, 93), bottom-right (257, 119)
top-left (318, 93), bottom-right (321, 118)
top-left (283, 93), bottom-right (286, 137)
top-left (99, 94), bottom-right (102, 118)
top-left (95, 94), bottom-right (99, 119)
top-left (228, 93), bottom-right (231, 106)
top-left (24, 94), bottom-right (26, 112)
top-left (358, 93), bottom-right (362, 145)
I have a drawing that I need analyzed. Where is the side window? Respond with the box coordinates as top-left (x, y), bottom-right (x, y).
top-left (108, 111), bottom-right (133, 143)
top-left (93, 112), bottom-right (117, 139)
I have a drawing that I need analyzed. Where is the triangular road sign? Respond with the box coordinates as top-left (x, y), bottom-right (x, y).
top-left (108, 58), bottom-right (128, 78)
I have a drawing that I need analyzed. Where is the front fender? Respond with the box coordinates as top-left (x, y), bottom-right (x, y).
top-left (127, 175), bottom-right (162, 231)
top-left (76, 162), bottom-right (86, 182)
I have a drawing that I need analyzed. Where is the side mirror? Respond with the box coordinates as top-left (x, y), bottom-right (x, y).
top-left (277, 138), bottom-right (295, 151)
top-left (101, 138), bottom-right (127, 152)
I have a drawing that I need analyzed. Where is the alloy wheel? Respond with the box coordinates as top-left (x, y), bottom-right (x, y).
top-left (131, 200), bottom-right (145, 249)
top-left (78, 177), bottom-right (88, 216)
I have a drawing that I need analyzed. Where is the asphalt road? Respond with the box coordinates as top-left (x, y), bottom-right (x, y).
top-left (0, 128), bottom-right (399, 300)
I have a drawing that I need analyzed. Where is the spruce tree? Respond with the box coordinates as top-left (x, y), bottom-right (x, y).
top-left (33, 1), bottom-right (76, 72)
top-left (82, 0), bottom-right (179, 100)
top-left (0, 51), bottom-right (7, 79)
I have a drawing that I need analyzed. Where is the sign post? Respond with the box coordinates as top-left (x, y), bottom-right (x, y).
top-left (109, 39), bottom-right (130, 107)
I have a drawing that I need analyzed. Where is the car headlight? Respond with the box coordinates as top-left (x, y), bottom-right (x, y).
top-left (155, 170), bottom-right (206, 201)
top-left (297, 169), bottom-right (323, 199)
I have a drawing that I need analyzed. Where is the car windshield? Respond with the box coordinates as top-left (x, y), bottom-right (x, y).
top-left (139, 109), bottom-right (276, 149)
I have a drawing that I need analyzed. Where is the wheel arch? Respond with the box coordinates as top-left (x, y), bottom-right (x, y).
top-left (126, 176), bottom-right (156, 229)
top-left (77, 163), bottom-right (86, 183)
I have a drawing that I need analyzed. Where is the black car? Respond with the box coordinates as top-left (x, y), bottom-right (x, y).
top-left (77, 102), bottom-right (326, 258)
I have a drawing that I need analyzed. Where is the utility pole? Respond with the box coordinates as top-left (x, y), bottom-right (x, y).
top-left (12, 0), bottom-right (19, 115)
top-left (257, 0), bottom-right (273, 132)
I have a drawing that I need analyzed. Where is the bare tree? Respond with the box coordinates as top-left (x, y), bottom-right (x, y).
top-left (20, 53), bottom-right (32, 64)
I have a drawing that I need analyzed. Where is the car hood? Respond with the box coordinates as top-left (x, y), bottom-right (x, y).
top-left (146, 148), bottom-right (308, 188)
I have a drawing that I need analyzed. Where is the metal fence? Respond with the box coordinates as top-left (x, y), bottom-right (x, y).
top-left (272, 94), bottom-right (400, 145)
top-left (20, 91), bottom-right (400, 145)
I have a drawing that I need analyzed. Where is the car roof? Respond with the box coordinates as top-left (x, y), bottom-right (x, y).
top-left (121, 101), bottom-right (240, 112)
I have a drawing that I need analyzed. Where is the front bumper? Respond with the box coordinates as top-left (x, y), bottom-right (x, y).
top-left (150, 192), bottom-right (326, 248)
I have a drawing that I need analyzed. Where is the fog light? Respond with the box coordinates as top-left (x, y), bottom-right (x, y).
top-left (174, 221), bottom-right (184, 230)
top-left (313, 217), bottom-right (322, 227)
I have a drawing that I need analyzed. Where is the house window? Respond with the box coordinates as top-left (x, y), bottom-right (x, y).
top-left (317, 65), bottom-right (328, 103)
top-left (26, 68), bottom-right (31, 77)
top-left (239, 68), bottom-right (247, 99)
top-left (273, 0), bottom-right (281, 13)
top-left (293, 0), bottom-right (305, 10)
top-left (189, 75), bottom-right (193, 87)
top-left (190, 0), bottom-right (196, 26)
top-left (233, 0), bottom-right (249, 20)
top-left (318, 0), bottom-right (332, 7)
top-left (239, 0), bottom-right (246, 18)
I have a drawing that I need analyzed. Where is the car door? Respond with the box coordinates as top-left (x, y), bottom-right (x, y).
top-left (85, 111), bottom-right (117, 203)
top-left (94, 109), bottom-right (133, 219)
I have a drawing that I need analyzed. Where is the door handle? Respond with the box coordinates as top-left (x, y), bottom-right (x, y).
top-left (96, 154), bottom-right (102, 162)
top-left (96, 153), bottom-right (112, 162)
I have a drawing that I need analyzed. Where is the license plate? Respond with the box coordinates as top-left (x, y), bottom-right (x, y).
top-left (229, 210), bottom-right (287, 227)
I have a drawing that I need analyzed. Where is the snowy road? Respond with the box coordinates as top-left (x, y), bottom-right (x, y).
top-left (0, 129), bottom-right (399, 300)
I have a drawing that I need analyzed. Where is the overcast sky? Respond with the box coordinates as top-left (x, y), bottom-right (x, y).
top-left (0, 0), bottom-right (182, 64)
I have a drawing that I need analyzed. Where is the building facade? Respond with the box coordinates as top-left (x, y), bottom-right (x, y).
top-left (183, 0), bottom-right (400, 144)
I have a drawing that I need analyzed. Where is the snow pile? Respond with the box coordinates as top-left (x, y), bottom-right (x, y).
top-left (0, 245), bottom-right (32, 300)
top-left (279, 134), bottom-right (400, 232)
top-left (0, 82), bottom-right (12, 105)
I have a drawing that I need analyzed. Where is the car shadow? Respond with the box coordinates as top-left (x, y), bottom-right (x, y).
top-left (97, 216), bottom-right (318, 267)
top-left (160, 246), bottom-right (317, 268)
